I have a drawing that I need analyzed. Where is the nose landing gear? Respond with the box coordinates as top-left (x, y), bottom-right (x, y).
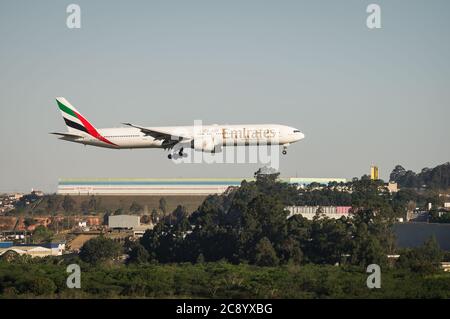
top-left (282, 145), bottom-right (288, 155)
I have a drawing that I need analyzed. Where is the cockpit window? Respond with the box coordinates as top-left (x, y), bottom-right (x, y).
top-left (293, 130), bottom-right (301, 133)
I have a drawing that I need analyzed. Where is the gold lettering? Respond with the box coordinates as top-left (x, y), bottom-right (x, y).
top-left (270, 129), bottom-right (276, 138)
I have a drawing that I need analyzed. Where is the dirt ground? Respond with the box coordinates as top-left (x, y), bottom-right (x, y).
top-left (32, 194), bottom-right (207, 215)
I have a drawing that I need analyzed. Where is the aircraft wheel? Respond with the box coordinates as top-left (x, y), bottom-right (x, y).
top-left (168, 154), bottom-right (172, 159)
top-left (282, 150), bottom-right (287, 155)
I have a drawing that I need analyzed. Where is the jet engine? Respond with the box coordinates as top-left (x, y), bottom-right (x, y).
top-left (192, 137), bottom-right (222, 153)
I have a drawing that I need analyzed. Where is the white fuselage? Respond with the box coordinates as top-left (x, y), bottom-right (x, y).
top-left (66, 124), bottom-right (304, 150)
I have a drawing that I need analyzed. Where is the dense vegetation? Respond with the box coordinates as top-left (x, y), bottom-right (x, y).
top-left (1, 168), bottom-right (449, 298)
top-left (1, 257), bottom-right (450, 299)
top-left (429, 211), bottom-right (450, 224)
top-left (79, 237), bottom-right (122, 264)
top-left (390, 162), bottom-right (450, 189)
top-left (137, 171), bottom-right (399, 266)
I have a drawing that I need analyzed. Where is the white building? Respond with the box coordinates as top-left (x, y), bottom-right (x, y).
top-left (78, 221), bottom-right (87, 228)
top-left (108, 215), bottom-right (151, 237)
top-left (108, 215), bottom-right (141, 229)
top-left (57, 177), bottom-right (347, 196)
top-left (286, 206), bottom-right (352, 220)
top-left (0, 242), bottom-right (65, 257)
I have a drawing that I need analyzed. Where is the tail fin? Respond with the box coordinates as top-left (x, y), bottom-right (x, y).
top-left (56, 97), bottom-right (97, 135)
top-left (55, 97), bottom-right (118, 147)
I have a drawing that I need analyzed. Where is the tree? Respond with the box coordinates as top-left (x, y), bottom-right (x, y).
top-left (46, 194), bottom-right (59, 212)
top-left (27, 277), bottom-right (57, 296)
top-left (127, 243), bottom-right (150, 264)
top-left (307, 217), bottom-right (352, 265)
top-left (134, 168), bottom-right (399, 267)
top-left (390, 165), bottom-right (406, 182)
top-left (255, 237), bottom-right (279, 266)
top-left (130, 201), bottom-right (143, 214)
top-left (159, 197), bottom-right (168, 216)
top-left (350, 222), bottom-right (388, 267)
top-left (80, 200), bottom-right (90, 215)
top-left (140, 222), bottom-right (187, 263)
top-left (0, 250), bottom-right (20, 263)
top-left (390, 162), bottom-right (450, 189)
top-left (88, 196), bottom-right (100, 211)
top-left (80, 196), bottom-right (100, 215)
top-left (429, 211), bottom-right (450, 223)
top-left (62, 217), bottom-right (76, 230)
top-left (103, 211), bottom-right (112, 225)
top-left (79, 236), bottom-right (122, 264)
top-left (24, 217), bottom-right (36, 228)
top-left (278, 237), bottom-right (303, 265)
top-left (151, 208), bottom-right (159, 224)
top-left (196, 253), bottom-right (205, 264)
top-left (62, 195), bottom-right (76, 213)
top-left (397, 237), bottom-right (443, 273)
top-left (254, 167), bottom-right (280, 186)
top-left (32, 225), bottom-right (54, 243)
top-left (171, 205), bottom-right (188, 223)
top-left (140, 215), bottom-right (151, 224)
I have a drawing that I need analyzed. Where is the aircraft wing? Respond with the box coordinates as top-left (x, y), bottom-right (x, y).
top-left (122, 123), bottom-right (192, 149)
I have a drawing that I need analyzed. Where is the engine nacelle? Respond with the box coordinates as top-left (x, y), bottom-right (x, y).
top-left (192, 137), bottom-right (222, 153)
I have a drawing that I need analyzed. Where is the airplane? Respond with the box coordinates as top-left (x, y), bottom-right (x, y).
top-left (51, 97), bottom-right (305, 159)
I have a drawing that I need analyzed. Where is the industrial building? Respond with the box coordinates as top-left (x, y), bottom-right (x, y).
top-left (108, 215), bottom-right (152, 237)
top-left (0, 242), bottom-right (65, 258)
top-left (108, 215), bottom-right (141, 229)
top-left (286, 206), bottom-right (352, 220)
top-left (393, 223), bottom-right (450, 251)
top-left (370, 165), bottom-right (379, 180)
top-left (58, 177), bottom-right (347, 196)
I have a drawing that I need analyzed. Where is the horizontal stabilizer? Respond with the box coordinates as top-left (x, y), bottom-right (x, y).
top-left (50, 132), bottom-right (83, 139)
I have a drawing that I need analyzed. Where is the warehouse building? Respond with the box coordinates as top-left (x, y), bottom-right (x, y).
top-left (0, 242), bottom-right (65, 258)
top-left (58, 177), bottom-right (347, 196)
top-left (286, 206), bottom-right (352, 220)
top-left (393, 223), bottom-right (450, 251)
top-left (108, 215), bottom-right (152, 237)
top-left (108, 215), bottom-right (140, 229)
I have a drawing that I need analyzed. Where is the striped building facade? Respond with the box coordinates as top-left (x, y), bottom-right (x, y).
top-left (57, 177), bottom-right (347, 196)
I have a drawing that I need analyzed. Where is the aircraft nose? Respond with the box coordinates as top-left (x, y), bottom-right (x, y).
top-left (294, 130), bottom-right (305, 140)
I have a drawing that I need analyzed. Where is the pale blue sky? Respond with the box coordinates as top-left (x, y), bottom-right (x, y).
top-left (0, 0), bottom-right (449, 192)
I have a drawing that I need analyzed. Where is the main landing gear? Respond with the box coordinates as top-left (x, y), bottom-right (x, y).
top-left (168, 148), bottom-right (185, 159)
